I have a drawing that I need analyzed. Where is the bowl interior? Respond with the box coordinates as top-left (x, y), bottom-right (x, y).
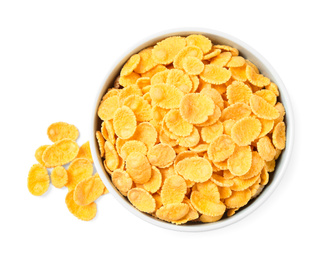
top-left (91, 29), bottom-right (293, 232)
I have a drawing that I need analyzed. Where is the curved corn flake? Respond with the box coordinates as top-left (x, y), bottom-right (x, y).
top-left (42, 139), bottom-right (79, 168)
top-left (76, 141), bottom-right (93, 163)
top-left (150, 83), bottom-right (184, 109)
top-left (189, 75), bottom-right (199, 93)
top-left (98, 95), bottom-right (120, 121)
top-left (153, 193), bottom-right (163, 210)
top-left (165, 109), bottom-right (193, 137)
top-left (221, 102), bottom-right (251, 121)
top-left (105, 120), bottom-right (116, 145)
top-left (104, 139), bottom-right (119, 171)
top-left (265, 82), bottom-right (280, 96)
top-left (207, 134), bottom-right (235, 162)
top-left (134, 47), bottom-right (157, 74)
top-left (228, 146), bottom-right (252, 176)
top-left (151, 70), bottom-right (170, 85)
top-left (240, 151), bottom-right (265, 179)
top-left (226, 56), bottom-right (245, 67)
top-left (223, 119), bottom-right (235, 136)
top-left (74, 175), bottom-right (104, 206)
top-left (190, 191), bottom-right (226, 216)
top-left (119, 72), bottom-right (140, 87)
top-left (35, 145), bottom-right (50, 166)
top-left (231, 174), bottom-right (260, 191)
top-left (200, 64), bottom-right (231, 85)
top-left (123, 94), bottom-right (152, 122)
top-left (27, 164), bottom-right (49, 196)
top-left (231, 117), bottom-right (262, 146)
top-left (186, 34), bottom-right (212, 54)
top-left (200, 214), bottom-right (223, 223)
top-left (65, 190), bottom-right (97, 221)
top-left (195, 105), bottom-right (221, 127)
top-left (255, 89), bottom-right (277, 106)
top-left (265, 159), bottom-right (276, 172)
top-left (230, 64), bottom-right (247, 82)
top-left (172, 199), bottom-right (199, 224)
top-left (218, 186), bottom-right (232, 199)
top-left (210, 52), bottom-right (232, 67)
top-left (174, 151), bottom-right (198, 167)
top-left (225, 189), bottom-right (251, 209)
top-left (175, 157), bottom-right (212, 182)
top-left (143, 166), bottom-right (162, 193)
top-left (128, 188), bottom-right (156, 213)
top-left (201, 121), bottom-right (223, 143)
top-left (161, 175), bottom-right (187, 205)
top-left (183, 56), bottom-right (204, 75)
top-left (223, 169), bottom-right (235, 179)
top-left (47, 122), bottom-right (79, 142)
top-left (159, 129), bottom-right (178, 147)
top-left (66, 158), bottom-right (93, 191)
top-left (190, 143), bottom-right (209, 153)
top-left (142, 64), bottom-right (167, 78)
top-left (257, 136), bottom-right (276, 161)
top-left (227, 81), bottom-right (252, 105)
top-left (143, 92), bottom-right (152, 103)
top-left (119, 85), bottom-right (142, 104)
top-left (152, 36), bottom-right (186, 65)
top-left (129, 122), bottom-right (157, 149)
top-left (166, 69), bottom-right (192, 93)
top-left (173, 45), bottom-right (203, 69)
top-left (214, 45), bottom-right (239, 56)
top-left (246, 65), bottom-right (270, 87)
top-left (136, 77), bottom-right (150, 89)
top-left (152, 105), bottom-right (168, 124)
top-left (210, 173), bottom-right (234, 187)
top-left (120, 54), bottom-right (140, 76)
top-left (96, 131), bottom-right (105, 157)
top-left (260, 168), bottom-right (269, 185)
top-left (101, 121), bottom-right (109, 140)
top-left (178, 127), bottom-right (200, 147)
top-left (126, 152), bottom-right (151, 184)
top-left (213, 160), bottom-right (228, 170)
top-left (203, 48), bottom-right (221, 60)
top-left (113, 106), bottom-right (137, 139)
top-left (93, 173), bottom-right (109, 195)
top-left (273, 102), bottom-right (286, 127)
top-left (156, 203), bottom-right (189, 221)
top-left (196, 180), bottom-right (220, 201)
top-left (173, 145), bottom-right (189, 154)
top-left (258, 118), bottom-right (274, 138)
top-left (245, 60), bottom-right (259, 73)
top-left (51, 166), bottom-right (68, 188)
top-left (200, 87), bottom-right (224, 110)
top-left (180, 93), bottom-right (215, 124)
top-left (272, 122), bottom-right (286, 150)
top-left (120, 140), bottom-right (147, 160)
top-left (112, 169), bottom-right (133, 194)
top-left (102, 88), bottom-right (120, 101)
top-left (227, 208), bottom-right (239, 217)
top-left (147, 143), bottom-right (176, 168)
top-left (251, 184), bottom-right (265, 199)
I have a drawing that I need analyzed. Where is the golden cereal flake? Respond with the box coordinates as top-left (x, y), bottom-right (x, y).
top-left (76, 141), bottom-right (93, 163)
top-left (189, 143), bottom-right (209, 153)
top-left (119, 72), bottom-right (141, 87)
top-left (35, 145), bottom-right (50, 166)
top-left (207, 134), bottom-right (235, 162)
top-left (245, 60), bottom-right (259, 73)
top-left (129, 122), bottom-right (158, 149)
top-left (230, 64), bottom-right (247, 82)
top-left (51, 166), bottom-right (68, 188)
top-left (190, 191), bottom-right (226, 216)
top-left (94, 173), bottom-right (108, 195)
top-left (143, 166), bottom-right (162, 193)
top-left (199, 214), bottom-right (223, 223)
top-left (230, 175), bottom-right (260, 191)
top-left (273, 102), bottom-right (286, 127)
top-left (200, 86), bottom-right (224, 110)
top-left (178, 127), bottom-right (200, 147)
top-left (165, 109), bottom-right (193, 137)
top-left (246, 65), bottom-right (270, 87)
top-left (174, 151), bottom-right (198, 166)
top-left (120, 54), bottom-right (140, 76)
top-left (231, 117), bottom-right (262, 146)
top-left (156, 203), bottom-right (189, 221)
top-left (258, 118), bottom-right (274, 138)
top-left (260, 168), bottom-right (269, 185)
top-left (120, 140), bottom-right (147, 160)
top-left (136, 77), bottom-right (150, 89)
top-left (147, 143), bottom-right (176, 168)
top-left (119, 85), bottom-right (142, 104)
top-left (226, 56), bottom-right (245, 67)
top-left (240, 151), bottom-right (265, 179)
top-left (265, 159), bottom-right (276, 172)
top-left (123, 94), bottom-right (152, 122)
top-left (27, 164), bottom-right (49, 196)
top-left (105, 120), bottom-right (116, 145)
top-left (218, 186), bottom-right (232, 199)
top-left (221, 102), bottom-right (251, 121)
top-left (128, 188), bottom-right (156, 213)
top-left (42, 139), bottom-right (79, 168)
top-left (96, 131), bottom-right (105, 157)
top-left (141, 65), bottom-right (167, 78)
top-left (228, 146), bottom-right (252, 176)
top-left (166, 69), bottom-right (193, 93)
top-left (74, 175), bottom-right (105, 206)
top-left (265, 82), bottom-right (280, 96)
top-left (272, 122), bottom-right (286, 150)
top-left (210, 52), bottom-right (232, 67)
top-left (255, 89), bottom-right (277, 106)
top-left (151, 70), bottom-right (170, 85)
top-left (161, 175), bottom-right (187, 205)
top-left (159, 129), bottom-right (178, 147)
top-left (214, 45), bottom-right (239, 56)
top-left (65, 158), bottom-right (93, 191)
top-left (113, 106), bottom-right (137, 139)
top-left (102, 88), bottom-right (120, 101)
top-left (98, 96), bottom-right (120, 121)
top-left (47, 122), bottom-right (79, 142)
top-left (104, 139), bottom-right (119, 171)
top-left (183, 56), bottom-right (204, 75)
top-left (213, 160), bottom-right (228, 170)
top-left (112, 169), bottom-right (133, 194)
top-left (201, 121), bottom-right (223, 143)
top-left (150, 83), bottom-right (184, 109)
top-left (134, 47), bottom-right (157, 74)
top-left (250, 95), bottom-right (279, 120)
top-left (153, 193), bottom-right (163, 210)
top-left (126, 152), bottom-right (151, 184)
top-left (152, 105), bottom-right (168, 123)
top-left (195, 105), bottom-right (221, 127)
top-left (101, 121), bottom-right (109, 140)
top-left (224, 189), bottom-right (251, 209)
top-left (203, 48), bottom-right (221, 60)
top-left (210, 173), bottom-right (234, 187)
top-left (227, 81), bottom-right (252, 105)
top-left (186, 34), bottom-right (212, 54)
top-left (195, 180), bottom-right (220, 201)
top-left (200, 64), bottom-right (232, 85)
top-left (257, 136), bottom-right (276, 161)
top-left (173, 46), bottom-right (203, 69)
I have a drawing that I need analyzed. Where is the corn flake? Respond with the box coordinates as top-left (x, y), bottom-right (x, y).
top-left (74, 175), bottom-right (104, 206)
top-left (227, 81), bottom-right (252, 105)
top-left (35, 145), bottom-right (50, 166)
top-left (260, 168), bottom-right (269, 185)
top-left (165, 109), bottom-right (193, 137)
top-left (240, 151), bottom-right (265, 179)
top-left (147, 143), bottom-right (176, 168)
top-left (113, 106), bottom-right (137, 139)
top-left (121, 54), bottom-right (140, 76)
top-left (257, 136), bottom-right (276, 161)
top-left (120, 140), bottom-right (147, 160)
top-left (66, 158), bottom-right (93, 191)
top-left (201, 121), bottom-right (223, 143)
top-left (51, 166), bottom-right (68, 188)
top-left (231, 117), bottom-right (262, 146)
top-left (200, 64), bottom-right (232, 85)
top-left (96, 131), bottom-right (105, 157)
top-left (207, 134), bottom-right (235, 162)
top-left (183, 56), bottom-right (204, 75)
top-left (143, 166), bottom-right (162, 193)
top-left (210, 173), bottom-right (234, 187)
top-left (178, 127), bottom-right (200, 147)
top-left (196, 180), bottom-right (220, 201)
top-left (210, 52), bottom-right (232, 67)
top-left (272, 122), bottom-right (286, 150)
top-left (104, 139), bottom-right (119, 171)
top-left (173, 46), bottom-right (203, 69)
top-left (129, 122), bottom-right (158, 149)
top-left (218, 186), bottom-right (232, 199)
top-left (191, 191), bottom-right (226, 216)
top-left (224, 189), bottom-right (251, 209)
top-left (27, 164), bottom-right (49, 196)
top-left (199, 214), bottom-right (223, 223)
top-left (98, 95), bottom-right (120, 121)
top-left (150, 83), bottom-right (184, 109)
top-left (166, 69), bottom-right (192, 93)
top-left (151, 70), bottom-right (169, 85)
top-left (142, 64), bottom-right (167, 78)
top-left (47, 122), bottom-right (79, 142)
top-left (161, 175), bottom-right (187, 205)
top-left (186, 34), bottom-right (212, 54)
top-left (221, 102), bottom-right (251, 121)
top-left (156, 203), bottom-right (189, 221)
top-left (76, 141), bottom-right (93, 163)
top-left (112, 169), bottom-right (133, 194)
top-left (134, 47), bottom-right (157, 74)
top-left (258, 118), bottom-right (274, 138)
top-left (128, 188), bottom-right (156, 213)
top-left (228, 146), bottom-right (252, 176)
top-left (265, 82), bottom-right (279, 96)
top-left (246, 65), bottom-right (270, 87)
top-left (126, 152), bottom-right (151, 184)
top-left (203, 48), bottom-right (221, 60)
top-left (175, 157), bottom-right (212, 182)
top-left (123, 94), bottom-right (152, 122)
top-left (119, 72), bottom-right (141, 88)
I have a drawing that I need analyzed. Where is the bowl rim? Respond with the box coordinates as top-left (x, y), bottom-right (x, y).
top-left (90, 27), bottom-right (294, 232)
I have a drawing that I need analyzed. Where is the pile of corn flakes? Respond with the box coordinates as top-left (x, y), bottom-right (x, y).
top-left (28, 122), bottom-right (108, 221)
top-left (97, 34), bottom-right (286, 224)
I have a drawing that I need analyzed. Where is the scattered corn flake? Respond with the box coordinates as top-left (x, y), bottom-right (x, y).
top-left (27, 164), bottom-right (49, 196)
top-left (199, 214), bottom-right (223, 223)
top-left (265, 82), bottom-right (280, 96)
top-left (65, 158), bottom-right (93, 191)
top-left (272, 122), bottom-right (286, 150)
top-left (227, 81), bottom-right (252, 105)
top-left (128, 188), bottom-right (156, 213)
top-left (226, 56), bottom-right (245, 68)
top-left (74, 175), bottom-right (104, 206)
top-left (104, 139), bottom-right (119, 171)
top-left (245, 60), bottom-right (259, 73)
top-left (166, 69), bottom-right (192, 93)
top-left (228, 146), bottom-right (252, 176)
top-left (120, 54), bottom-right (140, 77)
top-left (98, 95), bottom-right (120, 121)
top-left (119, 85), bottom-right (142, 104)
top-left (178, 127), bottom-right (200, 147)
top-left (246, 65), bottom-right (270, 87)
top-left (203, 48), bottom-right (221, 60)
top-left (189, 143), bottom-right (209, 153)
top-left (240, 151), bottom-right (265, 179)
top-left (273, 102), bottom-right (286, 127)
top-left (156, 203), bottom-right (189, 221)
top-left (173, 46), bottom-right (203, 69)
top-left (113, 106), bottom-right (137, 139)
top-left (210, 173), bottom-right (234, 187)
top-left (102, 88), bottom-right (120, 101)
top-left (200, 64), bottom-right (232, 85)
top-left (47, 122), bottom-right (79, 142)
top-left (126, 152), bottom-right (151, 184)
top-left (112, 169), bottom-right (133, 194)
top-left (265, 159), bottom-right (276, 172)
top-left (213, 160), bottom-right (228, 170)
top-left (120, 140), bottom-right (147, 160)
top-left (101, 121), bottom-right (109, 140)
top-left (231, 174), bottom-right (260, 191)
top-left (143, 166), bottom-right (162, 193)
top-left (35, 145), bottom-right (50, 166)
top-left (141, 64), bottom-right (167, 78)
top-left (257, 136), bottom-right (276, 161)
top-left (51, 166), bottom-right (68, 188)
top-left (151, 70), bottom-right (170, 85)
top-left (230, 64), bottom-right (247, 82)
top-left (42, 139), bottom-right (79, 168)
top-left (76, 141), bottom-right (93, 163)
top-left (221, 102), bottom-right (252, 122)
top-left (165, 109), bottom-right (193, 137)
top-left (195, 105), bottom-right (221, 127)
top-left (231, 117), bottom-right (262, 146)
top-left (260, 168), bottom-right (269, 185)
top-left (200, 87), bottom-right (224, 110)
top-left (129, 122), bottom-right (157, 149)
top-left (183, 56), bottom-right (204, 75)
top-left (136, 77), bottom-right (151, 89)
top-left (214, 45), bottom-right (239, 56)
top-left (196, 180), bottom-right (220, 201)
top-left (150, 83), bottom-right (184, 109)
top-left (123, 94), bottom-right (152, 122)
top-left (96, 131), bottom-right (105, 157)
top-left (224, 189), bottom-right (251, 209)
top-left (153, 193), bottom-right (163, 210)
top-left (93, 173), bottom-right (109, 195)
top-left (250, 95), bottom-right (279, 120)
top-left (223, 119), bottom-right (235, 136)
top-left (147, 143), bottom-right (176, 168)
top-left (134, 47), bottom-right (157, 74)
top-left (218, 186), bottom-right (232, 199)
top-left (191, 191), bottom-right (226, 216)
top-left (161, 175), bottom-right (187, 205)
top-left (210, 52), bottom-right (232, 67)
top-left (255, 89), bottom-right (277, 106)
top-left (207, 134), bottom-right (235, 162)
top-left (201, 121), bottom-right (223, 143)
top-left (175, 157), bottom-right (212, 182)
top-left (186, 34), bottom-right (212, 54)
top-left (258, 118), bottom-right (274, 138)
top-left (119, 72), bottom-right (141, 87)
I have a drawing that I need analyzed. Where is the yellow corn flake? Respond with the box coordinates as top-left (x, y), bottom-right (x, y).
top-left (228, 146), bottom-right (252, 176)
top-left (223, 169), bottom-right (235, 179)
top-left (143, 166), bottom-right (162, 193)
top-left (196, 180), bottom-right (220, 201)
top-left (265, 82), bottom-right (280, 96)
top-left (129, 122), bottom-right (158, 150)
top-left (189, 143), bottom-right (209, 153)
top-left (150, 83), bottom-right (184, 109)
top-left (120, 54), bottom-right (140, 77)
top-left (119, 72), bottom-right (141, 87)
top-left (161, 175), bottom-right (187, 205)
top-left (180, 93), bottom-right (215, 124)
top-left (173, 145), bottom-right (189, 154)
top-left (27, 164), bottom-right (49, 196)
top-left (224, 189), bottom-right (251, 209)
top-left (272, 122), bottom-right (286, 150)
top-left (186, 34), bottom-right (212, 54)
top-left (98, 95), bottom-right (120, 121)
top-left (47, 122), bottom-right (79, 142)
top-left (74, 175), bottom-right (104, 206)
top-left (230, 64), bottom-right (247, 82)
top-left (245, 60), bottom-right (259, 73)
top-left (102, 88), bottom-right (120, 101)
top-left (199, 214), bottom-right (223, 223)
top-left (159, 129), bottom-right (178, 147)
top-left (93, 173), bottom-right (109, 195)
top-left (173, 46), bottom-right (204, 69)
top-left (257, 136), bottom-right (276, 161)
top-left (214, 45), bottom-right (239, 56)
top-left (76, 141), bottom-right (93, 163)
top-left (96, 131), bottom-right (105, 157)
top-left (35, 145), bottom-right (50, 166)
top-left (156, 203), bottom-right (189, 221)
top-left (195, 105), bottom-right (221, 127)
top-left (112, 169), bottom-right (133, 194)
top-left (105, 120), bottom-right (116, 145)
top-left (65, 158), bottom-right (93, 191)
top-left (42, 139), bottom-right (79, 168)
top-left (152, 105), bottom-right (168, 123)
top-left (113, 106), bottom-right (137, 139)
top-left (189, 75), bottom-right (199, 93)
top-left (174, 151), bottom-right (198, 166)
top-left (136, 77), bottom-right (150, 89)
top-left (104, 139), bottom-right (119, 171)
top-left (246, 65), bottom-right (270, 87)
top-left (200, 64), bottom-right (232, 85)
top-left (51, 166), bottom-right (68, 188)
top-left (120, 140), bottom-right (147, 160)
top-left (177, 127), bottom-right (200, 148)
top-left (153, 193), bottom-right (163, 210)
top-left (201, 121), bottom-right (223, 143)
top-left (166, 69), bottom-right (192, 93)
top-left (134, 47), bottom-right (157, 74)
top-left (147, 143), bottom-right (176, 168)
top-left (226, 56), bottom-right (245, 68)
top-left (101, 121), bottom-right (109, 140)
top-left (143, 92), bottom-right (152, 103)
top-left (175, 157), bottom-right (212, 182)
top-left (255, 89), bottom-right (277, 106)
top-left (258, 118), bottom-right (274, 138)
top-left (231, 117), bottom-right (262, 146)
top-left (250, 95), bottom-right (279, 120)
top-left (230, 174), bottom-right (260, 191)
top-left (126, 152), bottom-right (151, 184)
top-left (273, 102), bottom-right (286, 127)
top-left (141, 64), bottom-right (167, 78)
top-left (226, 208), bottom-right (239, 217)
top-left (221, 102), bottom-right (251, 121)
top-left (218, 186), bottom-right (232, 199)
top-left (265, 159), bottom-right (276, 172)
top-left (119, 85), bottom-right (142, 104)
top-left (200, 87), bottom-right (224, 110)
top-left (165, 109), bottom-right (193, 137)
top-left (213, 160), bottom-right (228, 170)
top-left (65, 190), bottom-right (97, 221)
top-left (151, 70), bottom-right (170, 85)
top-left (210, 173), bottom-right (234, 187)
top-left (240, 151), bottom-right (265, 179)
top-left (275, 149), bottom-right (282, 160)
top-left (128, 188), bottom-right (156, 213)
top-left (260, 168), bottom-right (269, 185)
top-left (172, 199), bottom-right (199, 224)
top-left (227, 81), bottom-right (252, 105)
top-left (223, 119), bottom-right (235, 136)
top-left (183, 56), bottom-right (204, 75)
top-left (203, 48), bottom-right (221, 60)
top-left (190, 191), bottom-right (226, 216)
top-left (207, 134), bottom-right (235, 162)
top-left (123, 94), bottom-right (152, 122)
top-left (210, 52), bottom-right (232, 67)
top-left (152, 36), bottom-right (187, 65)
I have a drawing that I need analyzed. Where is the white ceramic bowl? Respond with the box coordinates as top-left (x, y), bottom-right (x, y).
top-left (90, 28), bottom-right (294, 232)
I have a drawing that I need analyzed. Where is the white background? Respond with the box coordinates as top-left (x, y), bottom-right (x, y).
top-left (0, 0), bottom-right (322, 259)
